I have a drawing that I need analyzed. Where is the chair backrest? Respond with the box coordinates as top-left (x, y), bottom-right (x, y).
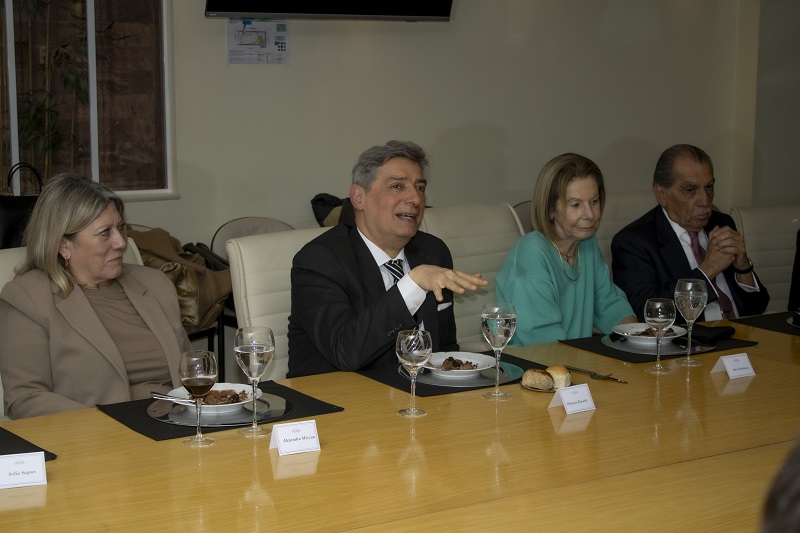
top-left (123, 237), bottom-right (143, 265)
top-left (227, 226), bottom-right (327, 380)
top-left (513, 200), bottom-right (533, 233)
top-left (420, 203), bottom-right (524, 351)
top-left (597, 191), bottom-right (655, 266)
top-left (729, 205), bottom-right (800, 313)
top-left (212, 217), bottom-right (294, 261)
top-left (0, 246), bottom-right (26, 420)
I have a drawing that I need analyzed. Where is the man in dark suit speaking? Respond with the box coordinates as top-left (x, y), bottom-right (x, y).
top-left (288, 140), bottom-right (488, 377)
top-left (611, 144), bottom-right (769, 321)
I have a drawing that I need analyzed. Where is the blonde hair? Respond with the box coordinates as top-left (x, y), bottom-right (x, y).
top-left (18, 173), bottom-right (125, 297)
top-left (531, 153), bottom-right (606, 242)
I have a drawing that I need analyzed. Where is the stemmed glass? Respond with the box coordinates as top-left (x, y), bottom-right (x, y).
top-left (481, 303), bottom-right (517, 401)
top-left (179, 350), bottom-right (218, 448)
top-left (234, 326), bottom-right (275, 438)
top-left (674, 278), bottom-right (708, 367)
top-left (644, 298), bottom-right (676, 375)
top-left (396, 329), bottom-right (433, 418)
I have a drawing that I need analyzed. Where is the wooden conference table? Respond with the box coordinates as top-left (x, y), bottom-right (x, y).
top-left (2, 319), bottom-right (799, 531)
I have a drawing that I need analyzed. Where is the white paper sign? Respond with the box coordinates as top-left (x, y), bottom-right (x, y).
top-left (547, 383), bottom-right (596, 414)
top-left (269, 420), bottom-right (320, 456)
top-left (0, 452), bottom-right (47, 489)
top-left (711, 353), bottom-right (755, 379)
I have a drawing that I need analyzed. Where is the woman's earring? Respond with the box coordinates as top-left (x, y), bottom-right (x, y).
top-left (63, 256), bottom-right (69, 269)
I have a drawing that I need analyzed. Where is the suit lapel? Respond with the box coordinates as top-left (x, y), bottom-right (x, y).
top-left (349, 226), bottom-right (389, 299)
top-left (654, 208), bottom-right (693, 281)
top-left (404, 235), bottom-right (439, 341)
top-left (118, 271), bottom-right (182, 386)
top-left (55, 282), bottom-right (128, 382)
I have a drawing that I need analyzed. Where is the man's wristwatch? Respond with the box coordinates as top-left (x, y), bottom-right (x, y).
top-left (733, 260), bottom-right (754, 274)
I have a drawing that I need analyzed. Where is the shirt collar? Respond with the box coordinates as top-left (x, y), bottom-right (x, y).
top-left (357, 228), bottom-right (407, 266)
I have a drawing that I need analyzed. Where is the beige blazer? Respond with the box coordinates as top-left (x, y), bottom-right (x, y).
top-left (0, 264), bottom-right (192, 419)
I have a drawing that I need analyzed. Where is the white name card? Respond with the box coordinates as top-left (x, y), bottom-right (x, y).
top-left (548, 383), bottom-right (596, 414)
top-left (711, 353), bottom-right (755, 379)
top-left (269, 420), bottom-right (321, 456)
top-left (0, 452), bottom-right (47, 490)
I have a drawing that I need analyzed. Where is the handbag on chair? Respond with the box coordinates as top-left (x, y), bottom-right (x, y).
top-left (0, 163), bottom-right (43, 249)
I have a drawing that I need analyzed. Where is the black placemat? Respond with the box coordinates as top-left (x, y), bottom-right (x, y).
top-left (357, 353), bottom-right (546, 397)
top-left (559, 335), bottom-right (758, 364)
top-left (97, 381), bottom-right (344, 441)
top-left (731, 311), bottom-right (800, 337)
top-left (0, 426), bottom-right (57, 461)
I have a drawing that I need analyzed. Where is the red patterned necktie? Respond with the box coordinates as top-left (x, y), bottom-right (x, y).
top-left (688, 231), bottom-right (735, 319)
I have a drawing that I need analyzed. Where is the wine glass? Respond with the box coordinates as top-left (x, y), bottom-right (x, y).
top-left (179, 350), bottom-right (218, 448)
top-left (234, 326), bottom-right (276, 438)
top-left (480, 303), bottom-right (517, 401)
top-left (396, 329), bottom-right (433, 418)
top-left (644, 298), bottom-right (676, 375)
top-left (674, 278), bottom-right (708, 367)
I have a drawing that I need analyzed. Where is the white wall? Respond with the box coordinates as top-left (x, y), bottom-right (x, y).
top-left (753, 0), bottom-right (800, 207)
top-left (125, 0), bottom-right (761, 245)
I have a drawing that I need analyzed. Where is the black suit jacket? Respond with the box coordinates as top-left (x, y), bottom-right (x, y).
top-left (790, 229), bottom-right (800, 312)
top-left (611, 207), bottom-right (770, 321)
top-left (287, 224), bottom-right (458, 377)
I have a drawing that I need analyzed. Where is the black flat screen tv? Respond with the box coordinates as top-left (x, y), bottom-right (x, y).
top-left (204, 1), bottom-right (453, 22)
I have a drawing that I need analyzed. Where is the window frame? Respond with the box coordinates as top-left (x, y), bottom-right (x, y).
top-left (3, 0), bottom-right (178, 201)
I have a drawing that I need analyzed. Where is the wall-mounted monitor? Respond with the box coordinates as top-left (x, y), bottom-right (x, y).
top-left (204, 1), bottom-right (454, 22)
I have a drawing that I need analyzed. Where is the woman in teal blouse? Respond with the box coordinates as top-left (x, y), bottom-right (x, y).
top-left (497, 153), bottom-right (636, 345)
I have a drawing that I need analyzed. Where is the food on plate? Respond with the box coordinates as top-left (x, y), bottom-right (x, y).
top-left (203, 389), bottom-right (248, 405)
top-left (545, 365), bottom-right (572, 389)
top-left (522, 369), bottom-right (554, 390)
top-left (439, 356), bottom-right (478, 370)
top-left (635, 326), bottom-right (676, 337)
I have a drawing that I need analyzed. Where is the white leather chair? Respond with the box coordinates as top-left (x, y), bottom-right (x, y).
top-left (0, 246), bottom-right (27, 420)
top-left (226, 227), bottom-right (327, 381)
top-left (729, 205), bottom-right (800, 313)
top-left (420, 203), bottom-right (524, 351)
top-left (597, 191), bottom-right (655, 267)
top-left (513, 200), bottom-right (533, 234)
top-left (212, 217), bottom-right (294, 261)
top-left (122, 236), bottom-right (143, 265)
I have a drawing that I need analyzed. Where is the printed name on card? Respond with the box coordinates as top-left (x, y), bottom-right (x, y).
top-left (0, 452), bottom-right (47, 490)
top-left (269, 420), bottom-right (321, 456)
top-left (711, 353), bottom-right (756, 379)
top-left (547, 383), bottom-right (596, 414)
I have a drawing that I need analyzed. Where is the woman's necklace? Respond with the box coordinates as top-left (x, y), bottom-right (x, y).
top-left (550, 240), bottom-right (580, 282)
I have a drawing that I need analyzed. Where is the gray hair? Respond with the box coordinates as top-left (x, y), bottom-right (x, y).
top-left (19, 173), bottom-right (125, 297)
top-left (351, 140), bottom-right (429, 189)
top-left (653, 144), bottom-right (714, 189)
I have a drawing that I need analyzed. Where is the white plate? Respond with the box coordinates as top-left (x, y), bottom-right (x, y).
top-left (168, 382), bottom-right (261, 413)
top-left (424, 352), bottom-right (496, 379)
top-left (612, 323), bottom-right (687, 348)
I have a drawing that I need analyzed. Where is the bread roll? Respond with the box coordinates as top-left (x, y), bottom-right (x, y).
top-left (522, 368), bottom-right (554, 390)
top-left (546, 365), bottom-right (571, 389)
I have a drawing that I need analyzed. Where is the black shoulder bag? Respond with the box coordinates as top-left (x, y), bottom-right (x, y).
top-left (0, 163), bottom-right (43, 249)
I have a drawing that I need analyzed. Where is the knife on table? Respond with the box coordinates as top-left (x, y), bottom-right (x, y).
top-left (564, 365), bottom-right (628, 384)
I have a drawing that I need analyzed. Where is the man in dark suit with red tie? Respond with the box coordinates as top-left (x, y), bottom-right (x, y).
top-left (287, 140), bottom-right (488, 377)
top-left (611, 144), bottom-right (769, 321)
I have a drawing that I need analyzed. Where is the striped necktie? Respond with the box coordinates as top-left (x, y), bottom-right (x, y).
top-left (384, 259), bottom-right (404, 285)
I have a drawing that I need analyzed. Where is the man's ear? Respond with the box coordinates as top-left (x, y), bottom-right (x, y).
top-left (653, 183), bottom-right (668, 207)
top-left (349, 184), bottom-right (365, 210)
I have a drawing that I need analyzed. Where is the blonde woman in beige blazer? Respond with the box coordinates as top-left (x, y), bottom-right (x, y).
top-left (0, 174), bottom-right (191, 419)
